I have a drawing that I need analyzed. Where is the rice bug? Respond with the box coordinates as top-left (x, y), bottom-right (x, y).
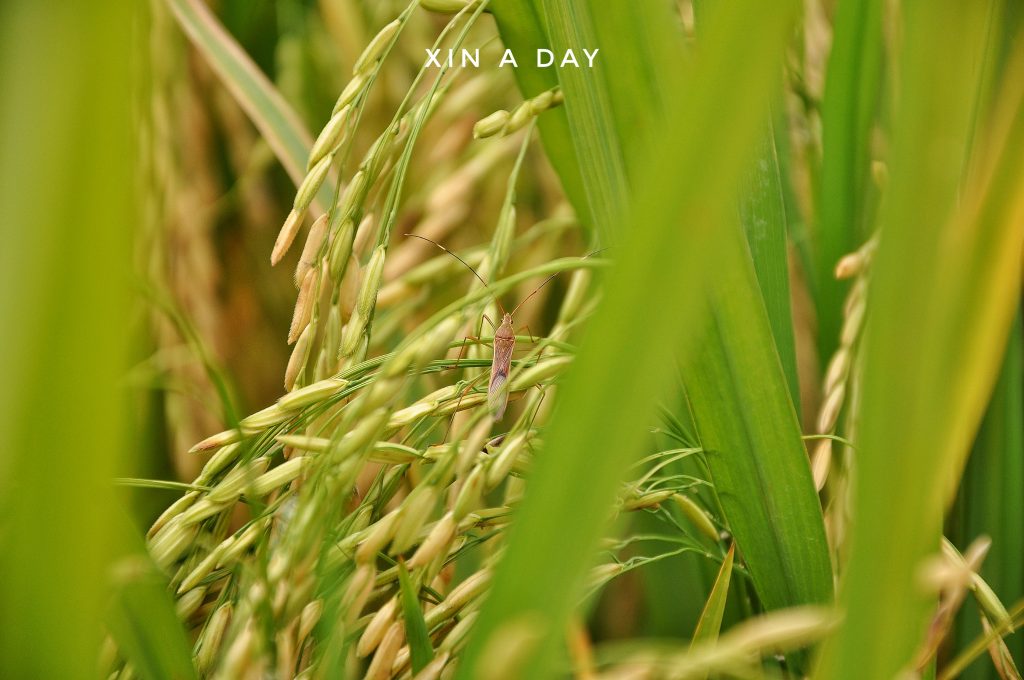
top-left (404, 234), bottom-right (593, 420)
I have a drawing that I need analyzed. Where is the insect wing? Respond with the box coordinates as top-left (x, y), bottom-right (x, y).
top-left (488, 336), bottom-right (515, 419)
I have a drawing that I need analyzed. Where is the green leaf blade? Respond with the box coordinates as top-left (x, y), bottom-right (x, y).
top-left (739, 125), bottom-right (801, 412)
top-left (398, 562), bottom-right (434, 674)
top-left (106, 558), bottom-right (197, 680)
top-left (691, 544), bottom-right (735, 647)
top-left (815, 0), bottom-right (883, 361)
top-left (165, 0), bottom-right (333, 208)
top-left (683, 226), bottom-right (833, 616)
top-left (489, 2), bottom-right (594, 232)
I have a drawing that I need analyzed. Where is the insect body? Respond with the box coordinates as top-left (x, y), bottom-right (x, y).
top-left (487, 312), bottom-right (516, 419)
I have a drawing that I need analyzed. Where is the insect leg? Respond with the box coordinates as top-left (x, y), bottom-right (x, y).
top-left (517, 323), bottom-right (539, 345)
top-left (525, 383), bottom-right (548, 435)
top-left (443, 373), bottom-right (487, 443)
top-left (449, 335), bottom-right (479, 372)
top-left (516, 323), bottom-right (545, 367)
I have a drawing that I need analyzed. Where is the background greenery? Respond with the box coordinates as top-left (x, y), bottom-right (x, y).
top-left (1, 1), bottom-right (1021, 679)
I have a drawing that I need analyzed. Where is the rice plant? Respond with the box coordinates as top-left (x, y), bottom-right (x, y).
top-left (2, 1), bottom-right (1023, 679)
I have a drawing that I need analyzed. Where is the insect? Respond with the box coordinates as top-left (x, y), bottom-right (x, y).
top-left (485, 312), bottom-right (515, 419)
top-left (405, 234), bottom-right (580, 420)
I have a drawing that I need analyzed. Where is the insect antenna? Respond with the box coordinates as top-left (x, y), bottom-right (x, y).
top-left (404, 234), bottom-right (507, 314)
top-left (509, 247), bottom-right (609, 316)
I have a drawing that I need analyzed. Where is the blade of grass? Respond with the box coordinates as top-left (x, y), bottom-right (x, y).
top-left (814, 0), bottom-right (883, 361)
top-left (962, 0), bottom-right (1015, 186)
top-left (691, 544), bottom-right (735, 647)
top-left (816, 9), bottom-right (1024, 679)
top-left (774, 104), bottom-right (817, 306)
top-left (682, 221), bottom-right (833, 620)
top-left (500, 0), bottom-right (630, 244)
top-left (695, 0), bottom-right (799, 415)
top-left (692, 2), bottom-right (830, 643)
top-left (488, 3), bottom-right (593, 231)
top-left (683, 2), bottom-right (829, 623)
top-left (458, 1), bottom-right (803, 678)
top-left (106, 554), bottom-right (197, 680)
top-left (165, 0), bottom-right (333, 208)
top-left (642, 403), bottom-right (730, 637)
top-left (738, 125), bottom-right (801, 412)
top-left (398, 562), bottom-right (434, 674)
top-left (0, 1), bottom-right (134, 676)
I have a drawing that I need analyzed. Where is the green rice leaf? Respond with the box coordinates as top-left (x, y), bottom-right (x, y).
top-left (682, 223), bottom-right (832, 619)
top-left (691, 544), bottom-right (735, 648)
top-left (738, 126), bottom-right (801, 412)
top-left (693, 0), bottom-right (800, 412)
top-left (398, 562), bottom-right (434, 674)
top-left (0, 2), bottom-right (135, 676)
top-left (165, 0), bottom-right (333, 208)
top-left (496, 0), bottom-right (629, 243)
top-left (489, 2), bottom-right (593, 231)
top-left (815, 0), bottom-right (884, 361)
top-left (106, 557), bottom-right (197, 680)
